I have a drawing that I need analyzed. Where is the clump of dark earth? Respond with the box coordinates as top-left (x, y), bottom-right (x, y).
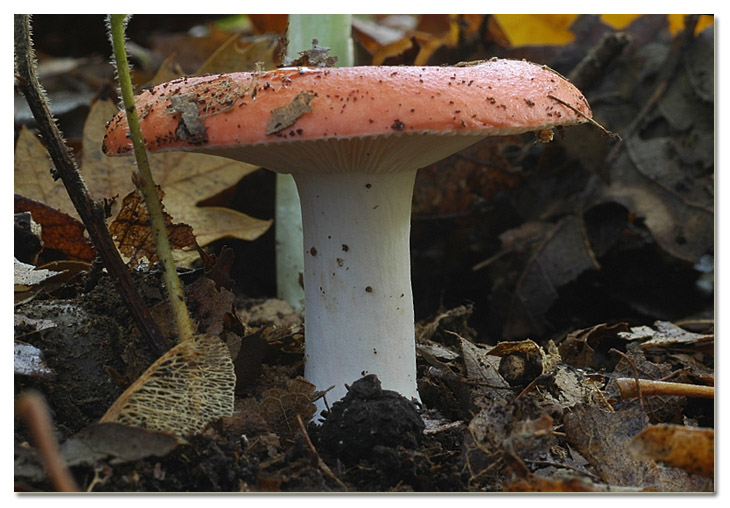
top-left (314, 375), bottom-right (425, 465)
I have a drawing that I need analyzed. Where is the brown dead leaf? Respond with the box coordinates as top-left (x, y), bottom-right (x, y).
top-left (85, 100), bottom-right (271, 247)
top-left (109, 187), bottom-right (195, 268)
top-left (606, 138), bottom-right (713, 264)
top-left (15, 194), bottom-right (96, 262)
top-left (559, 322), bottom-right (630, 370)
top-left (503, 474), bottom-right (599, 492)
top-left (14, 127), bottom-right (77, 220)
top-left (258, 377), bottom-right (316, 444)
top-left (564, 404), bottom-right (655, 487)
top-left (630, 424), bottom-right (713, 477)
top-left (14, 102), bottom-right (272, 251)
top-left (352, 14), bottom-right (470, 66)
top-left (497, 215), bottom-right (601, 338)
top-left (60, 422), bottom-right (179, 467)
top-left (460, 337), bottom-right (508, 389)
top-left (196, 33), bottom-right (283, 76)
top-left (248, 14), bottom-right (288, 35)
top-left (624, 321), bottom-right (714, 350)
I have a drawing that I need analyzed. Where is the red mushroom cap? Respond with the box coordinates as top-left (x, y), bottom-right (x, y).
top-left (103, 59), bottom-right (591, 173)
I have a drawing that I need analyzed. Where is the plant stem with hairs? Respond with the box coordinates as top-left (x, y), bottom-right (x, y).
top-left (107, 14), bottom-right (194, 343)
top-left (14, 14), bottom-right (168, 356)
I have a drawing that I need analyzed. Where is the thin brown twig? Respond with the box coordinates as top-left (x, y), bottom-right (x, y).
top-left (16, 391), bottom-right (78, 492)
top-left (295, 414), bottom-right (348, 491)
top-left (14, 15), bottom-right (167, 356)
top-left (608, 348), bottom-right (645, 416)
top-left (616, 378), bottom-right (714, 399)
top-left (547, 94), bottom-right (621, 141)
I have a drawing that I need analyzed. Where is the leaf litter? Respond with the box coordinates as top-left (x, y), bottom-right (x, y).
top-left (14, 14), bottom-right (714, 492)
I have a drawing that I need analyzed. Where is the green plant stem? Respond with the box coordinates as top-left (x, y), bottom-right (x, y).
top-left (108, 14), bottom-right (194, 344)
top-left (276, 15), bottom-right (354, 310)
top-left (287, 14), bottom-right (353, 64)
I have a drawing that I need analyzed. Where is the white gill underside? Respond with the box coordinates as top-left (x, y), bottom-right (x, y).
top-left (199, 130), bottom-right (488, 175)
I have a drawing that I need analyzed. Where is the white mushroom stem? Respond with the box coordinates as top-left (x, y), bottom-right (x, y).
top-left (294, 169), bottom-right (420, 410)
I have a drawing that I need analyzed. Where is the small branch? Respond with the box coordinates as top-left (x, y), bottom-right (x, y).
top-left (16, 391), bottom-right (78, 492)
top-left (14, 15), bottom-right (167, 356)
top-left (295, 414), bottom-right (348, 491)
top-left (547, 94), bottom-right (620, 141)
top-left (616, 378), bottom-right (714, 399)
top-left (107, 15), bottom-right (194, 343)
top-left (609, 348), bottom-right (645, 415)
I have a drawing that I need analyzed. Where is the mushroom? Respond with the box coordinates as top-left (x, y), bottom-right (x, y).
top-left (103, 59), bottom-right (592, 413)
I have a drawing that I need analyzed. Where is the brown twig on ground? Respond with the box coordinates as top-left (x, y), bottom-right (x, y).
top-left (616, 378), bottom-right (714, 400)
top-left (609, 348), bottom-right (646, 415)
top-left (295, 414), bottom-right (348, 491)
top-left (14, 15), bottom-right (168, 356)
top-left (16, 391), bottom-right (78, 492)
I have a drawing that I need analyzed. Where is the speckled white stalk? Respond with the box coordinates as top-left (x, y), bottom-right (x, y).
top-left (294, 170), bottom-right (419, 412)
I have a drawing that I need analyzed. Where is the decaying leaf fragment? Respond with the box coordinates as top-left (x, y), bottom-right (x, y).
top-left (14, 258), bottom-right (62, 289)
top-left (109, 187), bottom-right (196, 268)
top-left (286, 39), bottom-right (338, 67)
top-left (60, 422), bottom-right (179, 467)
top-left (630, 424), bottom-right (714, 478)
top-left (101, 334), bottom-right (235, 437)
top-left (15, 195), bottom-right (96, 262)
top-left (166, 92), bottom-right (207, 143)
top-left (258, 377), bottom-right (316, 443)
top-left (265, 90), bottom-right (314, 135)
top-left (619, 321), bottom-right (714, 350)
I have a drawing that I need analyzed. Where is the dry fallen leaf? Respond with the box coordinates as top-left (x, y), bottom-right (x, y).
top-left (258, 377), bottom-right (316, 444)
top-left (14, 127), bottom-right (77, 219)
top-left (15, 195), bottom-right (96, 262)
top-left (14, 100), bottom-right (272, 251)
top-left (630, 424), bottom-right (713, 478)
top-left (196, 33), bottom-right (283, 76)
top-left (101, 334), bottom-right (235, 437)
top-left (109, 187), bottom-right (196, 268)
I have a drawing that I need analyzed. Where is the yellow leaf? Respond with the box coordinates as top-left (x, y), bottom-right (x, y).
top-left (493, 14), bottom-right (578, 46)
